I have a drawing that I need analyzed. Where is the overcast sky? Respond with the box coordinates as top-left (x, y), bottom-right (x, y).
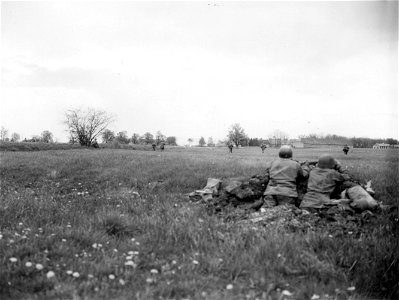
top-left (1, 1), bottom-right (398, 144)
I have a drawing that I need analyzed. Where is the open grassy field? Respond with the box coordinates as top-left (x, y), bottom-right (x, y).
top-left (0, 146), bottom-right (398, 300)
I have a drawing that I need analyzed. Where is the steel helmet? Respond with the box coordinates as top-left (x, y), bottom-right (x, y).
top-left (318, 154), bottom-right (336, 169)
top-left (278, 145), bottom-right (293, 158)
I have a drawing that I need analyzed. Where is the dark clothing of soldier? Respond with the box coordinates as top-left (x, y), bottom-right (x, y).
top-left (228, 143), bottom-right (233, 153)
top-left (343, 145), bottom-right (350, 155)
top-left (152, 143), bottom-right (156, 151)
top-left (261, 144), bottom-right (267, 153)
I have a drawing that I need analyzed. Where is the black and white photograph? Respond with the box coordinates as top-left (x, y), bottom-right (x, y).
top-left (1, 1), bottom-right (398, 299)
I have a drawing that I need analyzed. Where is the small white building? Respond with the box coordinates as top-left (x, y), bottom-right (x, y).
top-left (372, 143), bottom-right (390, 149)
top-left (290, 140), bottom-right (304, 148)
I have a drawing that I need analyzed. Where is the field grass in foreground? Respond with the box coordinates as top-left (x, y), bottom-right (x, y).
top-left (0, 147), bottom-right (398, 300)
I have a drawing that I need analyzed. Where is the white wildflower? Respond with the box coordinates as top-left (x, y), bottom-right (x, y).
top-left (226, 284), bottom-right (234, 290)
top-left (108, 274), bottom-right (115, 280)
top-left (9, 257), bottom-right (18, 263)
top-left (347, 286), bottom-right (356, 292)
top-left (25, 262), bottom-right (33, 267)
top-left (119, 279), bottom-right (125, 285)
top-left (150, 269), bottom-right (158, 274)
top-left (72, 272), bottom-right (80, 278)
top-left (66, 270), bottom-right (73, 275)
top-left (124, 261), bottom-right (137, 267)
top-left (46, 271), bottom-right (55, 279)
top-left (192, 260), bottom-right (199, 265)
top-left (282, 290), bottom-right (294, 296)
top-left (311, 295), bottom-right (320, 300)
top-left (36, 263), bottom-right (44, 270)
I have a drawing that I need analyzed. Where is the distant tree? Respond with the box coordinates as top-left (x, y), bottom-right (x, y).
top-left (166, 136), bottom-right (177, 146)
top-left (188, 138), bottom-right (193, 147)
top-left (155, 131), bottom-right (166, 145)
top-left (227, 123), bottom-right (248, 148)
top-left (131, 133), bottom-right (140, 144)
top-left (101, 129), bottom-right (115, 143)
top-left (31, 135), bottom-right (41, 142)
top-left (386, 138), bottom-right (398, 145)
top-left (41, 130), bottom-right (53, 143)
top-left (115, 131), bottom-right (130, 144)
top-left (64, 108), bottom-right (114, 147)
top-left (0, 126), bottom-right (8, 141)
top-left (69, 135), bottom-right (78, 144)
top-left (11, 132), bottom-right (20, 142)
top-left (207, 137), bottom-right (215, 147)
top-left (141, 132), bottom-right (154, 144)
top-left (248, 138), bottom-right (261, 147)
top-left (199, 136), bottom-right (206, 147)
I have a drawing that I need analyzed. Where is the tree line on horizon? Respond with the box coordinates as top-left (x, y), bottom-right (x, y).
top-left (1, 108), bottom-right (398, 148)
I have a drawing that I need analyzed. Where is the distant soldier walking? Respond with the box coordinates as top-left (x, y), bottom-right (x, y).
top-left (228, 142), bottom-right (234, 153)
top-left (342, 144), bottom-right (350, 155)
top-left (160, 142), bottom-right (165, 152)
top-left (152, 143), bottom-right (156, 151)
top-left (261, 143), bottom-right (267, 153)
top-left (92, 138), bottom-right (99, 149)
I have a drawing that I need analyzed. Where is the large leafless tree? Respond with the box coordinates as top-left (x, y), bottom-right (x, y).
top-left (65, 108), bottom-right (114, 147)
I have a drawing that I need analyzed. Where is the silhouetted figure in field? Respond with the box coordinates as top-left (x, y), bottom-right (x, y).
top-left (228, 143), bottom-right (234, 153)
top-left (160, 143), bottom-right (165, 152)
top-left (92, 139), bottom-right (99, 149)
top-left (152, 143), bottom-right (156, 151)
top-left (261, 143), bottom-right (267, 153)
top-left (343, 144), bottom-right (350, 155)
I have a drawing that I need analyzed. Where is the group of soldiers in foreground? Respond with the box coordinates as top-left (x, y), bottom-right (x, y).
top-left (263, 145), bottom-right (355, 211)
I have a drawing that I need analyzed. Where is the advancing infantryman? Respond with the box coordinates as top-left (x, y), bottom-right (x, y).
top-left (260, 143), bottom-right (267, 153)
top-left (343, 144), bottom-right (350, 155)
top-left (228, 142), bottom-right (234, 153)
top-left (152, 143), bottom-right (156, 151)
top-left (160, 142), bottom-right (165, 152)
top-left (263, 145), bottom-right (310, 207)
top-left (92, 138), bottom-right (99, 149)
top-left (300, 154), bottom-right (353, 211)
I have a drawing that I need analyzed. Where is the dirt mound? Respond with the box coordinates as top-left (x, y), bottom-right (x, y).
top-left (188, 173), bottom-right (387, 236)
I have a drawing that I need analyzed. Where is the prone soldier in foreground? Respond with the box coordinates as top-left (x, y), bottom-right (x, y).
top-left (263, 145), bottom-right (310, 207)
top-left (300, 154), bottom-right (356, 211)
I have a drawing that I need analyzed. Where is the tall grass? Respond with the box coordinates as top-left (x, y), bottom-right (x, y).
top-left (0, 147), bottom-right (397, 299)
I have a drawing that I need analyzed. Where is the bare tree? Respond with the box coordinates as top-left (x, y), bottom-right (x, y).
top-left (0, 126), bottom-right (9, 141)
top-left (65, 108), bottom-right (114, 147)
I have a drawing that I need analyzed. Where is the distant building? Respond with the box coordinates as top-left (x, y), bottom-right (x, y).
top-left (299, 138), bottom-right (353, 149)
top-left (290, 140), bottom-right (304, 148)
top-left (372, 143), bottom-right (390, 149)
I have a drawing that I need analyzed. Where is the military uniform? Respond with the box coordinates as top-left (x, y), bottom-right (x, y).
top-left (263, 158), bottom-right (310, 207)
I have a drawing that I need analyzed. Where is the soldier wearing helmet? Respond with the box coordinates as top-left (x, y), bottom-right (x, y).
top-left (300, 154), bottom-right (352, 210)
top-left (263, 145), bottom-right (310, 207)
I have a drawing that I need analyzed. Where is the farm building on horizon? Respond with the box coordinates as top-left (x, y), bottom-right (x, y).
top-left (372, 143), bottom-right (391, 149)
top-left (299, 138), bottom-right (353, 149)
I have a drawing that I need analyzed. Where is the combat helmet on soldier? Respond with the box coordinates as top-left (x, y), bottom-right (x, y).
top-left (317, 154), bottom-right (336, 169)
top-left (278, 145), bottom-right (293, 159)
